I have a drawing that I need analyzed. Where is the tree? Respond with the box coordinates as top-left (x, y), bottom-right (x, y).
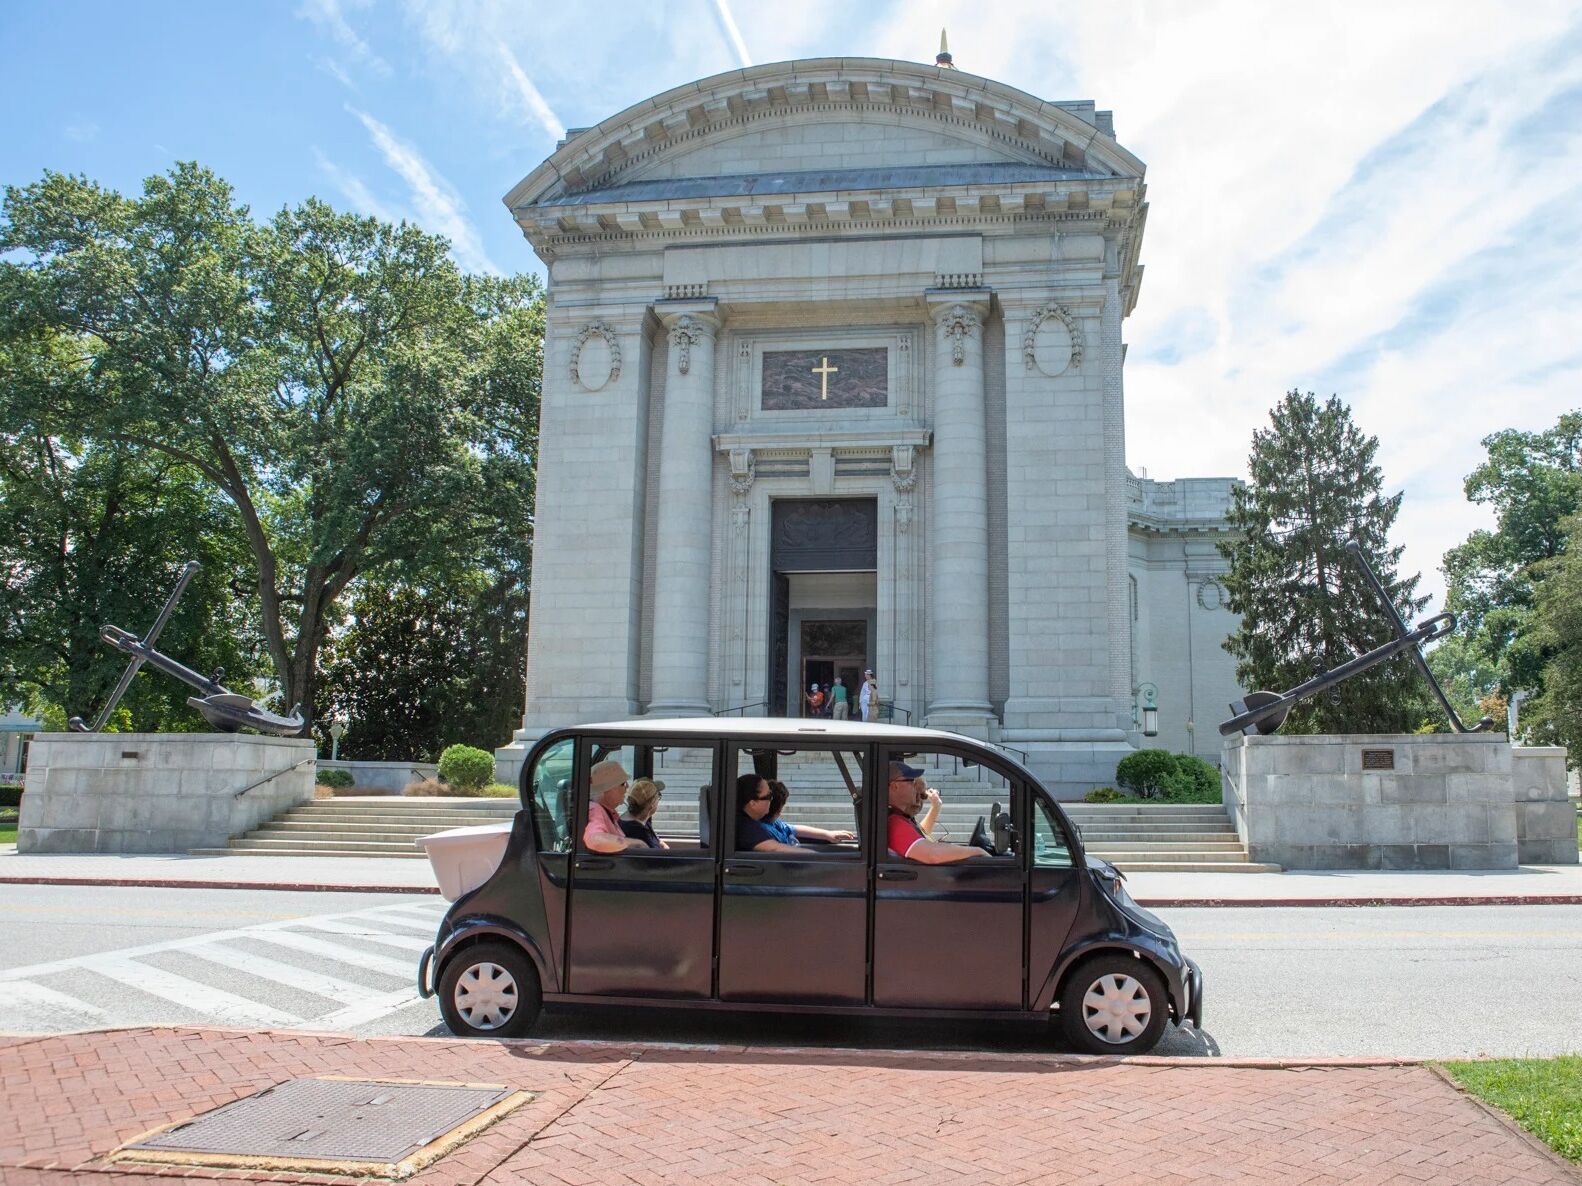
top-left (1527, 512), bottom-right (1582, 758)
top-left (0, 164), bottom-right (543, 730)
top-left (1219, 390), bottom-right (1432, 733)
top-left (317, 569), bottom-right (529, 762)
top-left (1434, 412), bottom-right (1581, 739)
top-left (0, 327), bottom-right (262, 730)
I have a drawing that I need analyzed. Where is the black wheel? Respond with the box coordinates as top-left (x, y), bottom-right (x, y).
top-left (437, 941), bottom-right (542, 1039)
top-left (1058, 954), bottom-right (1168, 1055)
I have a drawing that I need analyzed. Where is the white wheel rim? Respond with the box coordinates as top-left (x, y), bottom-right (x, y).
top-left (1082, 972), bottom-right (1152, 1044)
top-left (455, 961), bottom-right (518, 1030)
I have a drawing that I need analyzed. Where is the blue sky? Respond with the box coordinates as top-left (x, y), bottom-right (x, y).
top-left (4, 1), bottom-right (1580, 607)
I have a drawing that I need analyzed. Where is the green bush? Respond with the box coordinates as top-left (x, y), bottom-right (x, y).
top-left (0, 784), bottom-right (23, 808)
top-left (1115, 750), bottom-right (1223, 804)
top-left (438, 744), bottom-right (495, 790)
top-left (316, 769), bottom-right (354, 789)
top-left (1115, 749), bottom-right (1180, 798)
top-left (480, 782), bottom-right (517, 798)
top-left (1084, 786), bottom-right (1126, 803)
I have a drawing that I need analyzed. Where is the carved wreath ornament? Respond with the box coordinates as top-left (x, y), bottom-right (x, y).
top-left (1023, 303), bottom-right (1083, 376)
top-left (568, 322), bottom-right (621, 390)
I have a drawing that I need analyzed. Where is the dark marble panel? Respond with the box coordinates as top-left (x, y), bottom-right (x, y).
top-left (762, 348), bottom-right (887, 410)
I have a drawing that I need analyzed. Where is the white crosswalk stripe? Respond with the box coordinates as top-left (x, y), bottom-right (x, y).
top-left (0, 902), bottom-right (442, 1035)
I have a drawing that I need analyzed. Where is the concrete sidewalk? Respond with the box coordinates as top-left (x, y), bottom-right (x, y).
top-left (4, 847), bottom-right (1582, 905)
top-left (1, 1026), bottom-right (1576, 1185)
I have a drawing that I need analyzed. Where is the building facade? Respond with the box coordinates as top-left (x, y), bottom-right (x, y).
top-left (496, 57), bottom-right (1241, 797)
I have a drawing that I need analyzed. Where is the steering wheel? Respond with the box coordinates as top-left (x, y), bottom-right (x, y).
top-left (969, 815), bottom-right (997, 856)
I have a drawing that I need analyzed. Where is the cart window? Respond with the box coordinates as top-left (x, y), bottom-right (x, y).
top-left (730, 746), bottom-right (865, 856)
top-left (1031, 795), bottom-right (1075, 868)
top-left (527, 737), bottom-right (575, 853)
top-left (579, 741), bottom-right (715, 854)
top-left (880, 746), bottom-right (1020, 862)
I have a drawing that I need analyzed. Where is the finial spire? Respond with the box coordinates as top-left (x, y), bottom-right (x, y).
top-left (935, 28), bottom-right (955, 69)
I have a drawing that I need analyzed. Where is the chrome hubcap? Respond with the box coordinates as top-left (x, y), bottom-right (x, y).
top-left (1082, 972), bottom-right (1152, 1044)
top-left (455, 961), bottom-right (518, 1030)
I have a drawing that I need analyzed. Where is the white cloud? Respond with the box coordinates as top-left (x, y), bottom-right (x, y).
top-left (348, 107), bottom-right (501, 275)
top-left (298, 0), bottom-right (390, 76)
top-left (63, 121), bottom-right (100, 143)
top-left (312, 147), bottom-right (402, 224)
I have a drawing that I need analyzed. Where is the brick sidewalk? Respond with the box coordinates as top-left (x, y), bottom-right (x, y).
top-left (1, 1028), bottom-right (1576, 1185)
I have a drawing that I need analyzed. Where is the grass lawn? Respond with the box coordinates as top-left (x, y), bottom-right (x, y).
top-left (0, 826), bottom-right (16, 846)
top-left (1443, 1056), bottom-right (1582, 1162)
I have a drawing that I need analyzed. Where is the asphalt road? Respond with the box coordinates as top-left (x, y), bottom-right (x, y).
top-left (2, 884), bottom-right (1579, 1058)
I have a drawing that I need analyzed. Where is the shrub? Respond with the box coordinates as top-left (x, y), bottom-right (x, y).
top-left (437, 744), bottom-right (495, 790)
top-left (316, 768), bottom-right (354, 789)
top-left (312, 783), bottom-right (336, 800)
top-left (1115, 749), bottom-right (1180, 798)
top-left (403, 777), bottom-right (449, 797)
top-left (1084, 787), bottom-right (1125, 803)
top-left (1115, 750), bottom-right (1224, 804)
top-left (0, 784), bottom-right (23, 809)
top-left (480, 782), bottom-right (517, 798)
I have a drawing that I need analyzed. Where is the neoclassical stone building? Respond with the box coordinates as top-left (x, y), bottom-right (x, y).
top-left (496, 57), bottom-right (1241, 796)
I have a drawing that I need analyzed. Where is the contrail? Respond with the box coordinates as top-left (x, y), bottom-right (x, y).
top-left (712, 0), bottom-right (752, 67)
top-left (501, 45), bottom-right (567, 142)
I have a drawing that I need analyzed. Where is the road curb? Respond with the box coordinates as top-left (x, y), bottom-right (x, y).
top-left (1136, 895), bottom-right (1582, 908)
top-left (0, 875), bottom-right (439, 895)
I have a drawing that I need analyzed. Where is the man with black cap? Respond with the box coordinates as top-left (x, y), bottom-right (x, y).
top-left (885, 760), bottom-right (988, 863)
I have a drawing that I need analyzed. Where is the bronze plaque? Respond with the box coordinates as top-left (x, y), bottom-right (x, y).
top-left (762, 348), bottom-right (887, 410)
top-left (1361, 749), bottom-right (1395, 771)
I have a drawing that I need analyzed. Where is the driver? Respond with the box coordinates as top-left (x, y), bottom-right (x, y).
top-left (886, 761), bottom-right (990, 864)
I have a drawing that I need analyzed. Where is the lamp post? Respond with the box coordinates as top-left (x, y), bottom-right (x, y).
top-left (1133, 682), bottom-right (1159, 738)
top-left (328, 719), bottom-right (347, 762)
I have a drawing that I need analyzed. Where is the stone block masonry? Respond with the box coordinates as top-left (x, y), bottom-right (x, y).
top-left (18, 732), bottom-right (315, 853)
top-left (1223, 733), bottom-right (1577, 870)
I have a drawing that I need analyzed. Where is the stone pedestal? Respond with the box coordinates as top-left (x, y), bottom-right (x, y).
top-left (1223, 733), bottom-right (1578, 870)
top-left (18, 733), bottom-right (315, 854)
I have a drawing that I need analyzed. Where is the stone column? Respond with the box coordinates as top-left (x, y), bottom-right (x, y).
top-left (648, 304), bottom-right (720, 716)
top-left (925, 293), bottom-right (994, 733)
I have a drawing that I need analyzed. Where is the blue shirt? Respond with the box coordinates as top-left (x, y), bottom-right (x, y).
top-left (737, 814), bottom-right (798, 851)
top-left (764, 818), bottom-right (799, 846)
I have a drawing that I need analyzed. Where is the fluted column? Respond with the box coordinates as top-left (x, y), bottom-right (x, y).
top-left (926, 293), bottom-right (994, 732)
top-left (648, 306), bottom-right (720, 716)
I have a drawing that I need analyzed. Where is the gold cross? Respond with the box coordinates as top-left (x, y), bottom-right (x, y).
top-left (811, 355), bottom-right (839, 400)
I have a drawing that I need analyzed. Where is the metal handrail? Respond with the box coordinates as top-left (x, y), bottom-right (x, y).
top-left (233, 757), bottom-right (316, 798)
top-left (712, 700), bottom-right (769, 717)
top-left (879, 702), bottom-right (911, 725)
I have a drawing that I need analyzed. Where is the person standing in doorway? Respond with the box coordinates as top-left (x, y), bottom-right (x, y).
top-left (831, 678), bottom-right (849, 720)
top-left (805, 682), bottom-right (824, 718)
top-left (860, 669), bottom-right (878, 722)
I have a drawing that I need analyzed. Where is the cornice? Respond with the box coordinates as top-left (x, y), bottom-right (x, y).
top-left (505, 58), bottom-right (1144, 211)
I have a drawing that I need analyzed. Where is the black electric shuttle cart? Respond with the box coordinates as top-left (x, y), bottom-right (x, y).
top-left (417, 718), bottom-right (1203, 1054)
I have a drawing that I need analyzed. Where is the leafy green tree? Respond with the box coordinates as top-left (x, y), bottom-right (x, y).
top-left (317, 570), bottom-right (529, 762)
top-left (1436, 412), bottom-right (1581, 738)
top-left (0, 164), bottom-right (543, 730)
top-left (0, 329), bottom-right (261, 730)
top-left (1219, 390), bottom-right (1432, 733)
top-left (1527, 513), bottom-right (1582, 757)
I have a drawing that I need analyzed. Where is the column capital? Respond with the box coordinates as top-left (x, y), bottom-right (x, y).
top-left (925, 289), bottom-right (991, 324)
top-left (655, 296), bottom-right (720, 333)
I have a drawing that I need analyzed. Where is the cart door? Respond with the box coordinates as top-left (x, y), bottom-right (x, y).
top-left (872, 746), bottom-right (1026, 1010)
top-left (564, 737), bottom-right (719, 998)
top-left (716, 743), bottom-right (869, 1005)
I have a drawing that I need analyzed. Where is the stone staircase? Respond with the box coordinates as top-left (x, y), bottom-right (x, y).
top-left (197, 774), bottom-right (1276, 873)
top-left (191, 797), bottom-right (517, 859)
top-left (1064, 803), bottom-right (1278, 873)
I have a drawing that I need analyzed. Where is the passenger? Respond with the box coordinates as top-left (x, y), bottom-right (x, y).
top-left (584, 760), bottom-right (648, 853)
top-left (886, 761), bottom-right (986, 863)
top-left (735, 773), bottom-right (856, 852)
top-left (763, 778), bottom-right (855, 846)
top-left (913, 775), bottom-right (942, 838)
top-left (620, 777), bottom-right (670, 850)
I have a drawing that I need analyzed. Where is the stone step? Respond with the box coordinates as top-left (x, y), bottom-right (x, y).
top-left (1083, 837), bottom-right (1245, 849)
top-left (1088, 849), bottom-right (1261, 863)
top-left (264, 821), bottom-right (495, 836)
top-left (191, 846), bottom-right (429, 860)
top-left (224, 837), bottom-right (424, 855)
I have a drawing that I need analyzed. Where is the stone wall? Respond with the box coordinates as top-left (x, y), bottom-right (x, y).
top-left (1223, 733), bottom-right (1578, 870)
top-left (1511, 746), bottom-right (1577, 865)
top-left (316, 759), bottom-right (438, 793)
top-left (18, 732), bottom-right (314, 854)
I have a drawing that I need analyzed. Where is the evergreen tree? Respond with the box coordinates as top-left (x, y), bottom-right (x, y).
top-left (1219, 390), bottom-right (1432, 733)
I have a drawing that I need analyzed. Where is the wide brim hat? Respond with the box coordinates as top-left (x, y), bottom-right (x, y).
top-left (590, 760), bottom-right (629, 797)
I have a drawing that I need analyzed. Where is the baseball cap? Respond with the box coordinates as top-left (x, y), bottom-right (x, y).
top-left (889, 760), bottom-right (924, 780)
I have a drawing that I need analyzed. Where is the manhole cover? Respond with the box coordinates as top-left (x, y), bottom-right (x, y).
top-left (112, 1077), bottom-right (530, 1179)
